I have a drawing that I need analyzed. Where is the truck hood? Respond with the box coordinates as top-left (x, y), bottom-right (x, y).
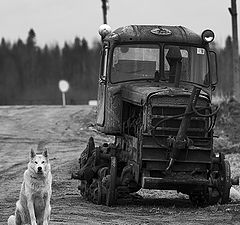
top-left (120, 83), bottom-right (209, 106)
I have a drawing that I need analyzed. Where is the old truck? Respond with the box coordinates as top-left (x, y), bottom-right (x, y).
top-left (72, 24), bottom-right (239, 206)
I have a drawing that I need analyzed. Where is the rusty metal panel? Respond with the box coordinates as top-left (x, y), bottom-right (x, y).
top-left (150, 95), bottom-right (209, 106)
top-left (105, 25), bottom-right (203, 46)
top-left (97, 85), bottom-right (122, 134)
top-left (145, 161), bottom-right (209, 172)
top-left (142, 176), bottom-right (209, 190)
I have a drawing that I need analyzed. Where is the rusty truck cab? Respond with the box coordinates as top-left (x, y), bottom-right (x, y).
top-left (97, 25), bottom-right (217, 133)
top-left (94, 25), bottom-right (226, 206)
top-left (73, 25), bottom-right (238, 207)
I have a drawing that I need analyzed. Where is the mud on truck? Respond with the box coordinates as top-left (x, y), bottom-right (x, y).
top-left (72, 24), bottom-right (239, 206)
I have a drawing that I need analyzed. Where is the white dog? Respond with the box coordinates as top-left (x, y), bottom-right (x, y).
top-left (8, 148), bottom-right (52, 225)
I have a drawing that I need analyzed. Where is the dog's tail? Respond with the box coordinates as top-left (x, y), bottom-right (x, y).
top-left (7, 215), bottom-right (15, 225)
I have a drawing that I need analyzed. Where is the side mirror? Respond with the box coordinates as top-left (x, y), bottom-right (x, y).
top-left (209, 51), bottom-right (218, 87)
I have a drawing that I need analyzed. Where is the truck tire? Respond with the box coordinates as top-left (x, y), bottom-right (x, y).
top-left (220, 160), bottom-right (231, 204)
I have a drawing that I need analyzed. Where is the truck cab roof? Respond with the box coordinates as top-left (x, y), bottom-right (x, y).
top-left (104, 25), bottom-right (204, 46)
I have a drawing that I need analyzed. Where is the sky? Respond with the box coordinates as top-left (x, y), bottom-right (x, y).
top-left (0, 0), bottom-right (239, 48)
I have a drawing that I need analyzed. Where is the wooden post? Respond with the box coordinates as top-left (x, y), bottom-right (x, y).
top-left (62, 92), bottom-right (66, 107)
top-left (229, 0), bottom-right (240, 101)
top-left (58, 80), bottom-right (69, 107)
top-left (101, 0), bottom-right (108, 24)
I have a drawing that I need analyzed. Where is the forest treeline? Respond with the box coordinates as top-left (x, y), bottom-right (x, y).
top-left (0, 29), bottom-right (238, 104)
top-left (213, 36), bottom-right (238, 98)
top-left (0, 29), bottom-right (101, 104)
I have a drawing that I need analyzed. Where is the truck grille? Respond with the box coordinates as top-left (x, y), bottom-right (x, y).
top-left (149, 95), bottom-right (210, 138)
top-left (141, 95), bottom-right (212, 172)
top-left (151, 105), bottom-right (208, 137)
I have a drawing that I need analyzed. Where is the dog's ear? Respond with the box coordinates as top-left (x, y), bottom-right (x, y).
top-left (30, 148), bottom-right (36, 159)
top-left (42, 148), bottom-right (48, 158)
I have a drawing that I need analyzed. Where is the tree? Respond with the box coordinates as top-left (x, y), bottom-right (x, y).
top-left (26, 28), bottom-right (36, 48)
top-left (217, 36), bottom-right (233, 97)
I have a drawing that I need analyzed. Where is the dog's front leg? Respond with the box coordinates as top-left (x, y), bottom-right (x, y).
top-left (27, 199), bottom-right (37, 225)
top-left (43, 194), bottom-right (51, 225)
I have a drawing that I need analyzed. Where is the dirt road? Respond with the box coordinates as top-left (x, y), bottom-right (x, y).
top-left (0, 106), bottom-right (240, 225)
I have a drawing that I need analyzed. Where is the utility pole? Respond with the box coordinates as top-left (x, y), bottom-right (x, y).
top-left (229, 0), bottom-right (240, 101)
top-left (101, 0), bottom-right (108, 24)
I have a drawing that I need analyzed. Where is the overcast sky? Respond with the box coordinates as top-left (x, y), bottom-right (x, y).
top-left (0, 0), bottom-right (239, 48)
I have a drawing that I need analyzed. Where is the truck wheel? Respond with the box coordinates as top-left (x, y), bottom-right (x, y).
top-left (106, 156), bottom-right (117, 206)
top-left (220, 160), bottom-right (231, 204)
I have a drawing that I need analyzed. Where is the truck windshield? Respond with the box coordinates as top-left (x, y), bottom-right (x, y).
top-left (111, 44), bottom-right (210, 87)
top-left (164, 45), bottom-right (209, 86)
top-left (111, 44), bottom-right (160, 83)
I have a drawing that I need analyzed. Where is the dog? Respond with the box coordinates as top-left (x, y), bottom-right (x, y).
top-left (8, 148), bottom-right (52, 225)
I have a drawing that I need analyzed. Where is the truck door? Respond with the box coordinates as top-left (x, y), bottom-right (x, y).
top-left (97, 45), bottom-right (109, 126)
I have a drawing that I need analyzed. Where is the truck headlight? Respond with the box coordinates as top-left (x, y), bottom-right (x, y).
top-left (99, 24), bottom-right (112, 38)
top-left (202, 29), bottom-right (215, 43)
